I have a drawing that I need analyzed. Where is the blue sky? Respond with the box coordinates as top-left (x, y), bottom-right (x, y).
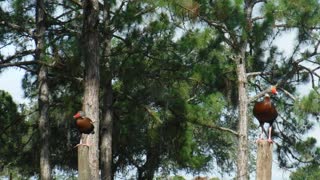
top-left (0, 68), bottom-right (26, 103)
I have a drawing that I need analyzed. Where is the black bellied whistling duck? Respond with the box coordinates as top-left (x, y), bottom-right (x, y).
top-left (73, 111), bottom-right (94, 147)
top-left (253, 86), bottom-right (278, 143)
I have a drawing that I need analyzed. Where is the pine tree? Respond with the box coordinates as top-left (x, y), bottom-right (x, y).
top-left (167, 0), bottom-right (320, 178)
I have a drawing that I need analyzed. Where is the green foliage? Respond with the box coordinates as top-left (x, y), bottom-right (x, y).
top-left (266, 0), bottom-right (320, 42)
top-left (1, 0), bottom-right (320, 178)
top-left (155, 175), bottom-right (186, 180)
top-left (295, 90), bottom-right (320, 117)
top-left (171, 175), bottom-right (186, 180)
top-left (290, 164), bottom-right (320, 180)
top-left (0, 90), bottom-right (37, 178)
top-left (109, 10), bottom-right (237, 175)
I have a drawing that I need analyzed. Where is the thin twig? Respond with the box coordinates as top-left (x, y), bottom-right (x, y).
top-left (246, 71), bottom-right (273, 77)
top-left (279, 87), bottom-right (296, 101)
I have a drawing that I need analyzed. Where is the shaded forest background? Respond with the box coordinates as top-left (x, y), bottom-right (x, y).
top-left (0, 0), bottom-right (320, 179)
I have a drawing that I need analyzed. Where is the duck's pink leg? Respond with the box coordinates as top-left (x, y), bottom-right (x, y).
top-left (267, 126), bottom-right (273, 143)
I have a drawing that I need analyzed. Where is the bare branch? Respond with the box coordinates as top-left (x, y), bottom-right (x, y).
top-left (251, 16), bottom-right (264, 22)
top-left (112, 34), bottom-right (126, 43)
top-left (249, 86), bottom-right (275, 103)
top-left (246, 71), bottom-right (273, 77)
top-left (312, 66), bottom-right (320, 73)
top-left (249, 37), bottom-right (320, 102)
top-left (279, 87), bottom-right (296, 101)
top-left (304, 59), bottom-right (320, 66)
top-left (191, 120), bottom-right (239, 136)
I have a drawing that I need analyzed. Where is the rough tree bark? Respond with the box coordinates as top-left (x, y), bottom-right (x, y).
top-left (236, 54), bottom-right (249, 180)
top-left (36, 0), bottom-right (51, 179)
top-left (101, 80), bottom-right (113, 180)
top-left (100, 1), bottom-right (113, 179)
top-left (236, 1), bottom-right (253, 179)
top-left (38, 65), bottom-right (51, 180)
top-left (78, 0), bottom-right (100, 179)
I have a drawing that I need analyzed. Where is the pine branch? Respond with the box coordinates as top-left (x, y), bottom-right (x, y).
top-left (17, 65), bottom-right (38, 74)
top-left (176, 2), bottom-right (238, 50)
top-left (299, 65), bottom-right (320, 89)
top-left (248, 37), bottom-right (320, 102)
top-left (0, 117), bottom-right (24, 136)
top-left (69, 0), bottom-right (82, 7)
top-left (126, 94), bottom-right (238, 136)
top-left (191, 120), bottom-right (239, 136)
top-left (110, 1), bottom-right (127, 27)
top-left (199, 16), bottom-right (237, 49)
top-left (0, 60), bottom-right (38, 68)
top-left (0, 50), bottom-right (35, 64)
top-left (275, 23), bottom-right (320, 30)
top-left (0, 21), bottom-right (34, 37)
top-left (249, 62), bottom-right (300, 102)
top-left (0, 109), bottom-right (38, 137)
top-left (275, 116), bottom-right (315, 164)
top-left (143, 105), bottom-right (162, 124)
top-left (0, 60), bottom-right (57, 68)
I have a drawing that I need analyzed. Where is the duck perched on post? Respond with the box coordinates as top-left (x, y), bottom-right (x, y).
top-left (73, 111), bottom-right (94, 147)
top-left (253, 86), bottom-right (278, 143)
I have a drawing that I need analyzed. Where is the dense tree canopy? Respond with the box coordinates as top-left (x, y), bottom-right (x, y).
top-left (0, 0), bottom-right (319, 179)
top-left (290, 164), bottom-right (320, 180)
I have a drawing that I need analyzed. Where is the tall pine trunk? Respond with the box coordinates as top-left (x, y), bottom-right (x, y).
top-left (78, 0), bottom-right (100, 179)
top-left (38, 65), bottom-right (51, 180)
top-left (236, 1), bottom-right (252, 179)
top-left (101, 80), bottom-right (113, 180)
top-left (100, 2), bottom-right (113, 179)
top-left (36, 0), bottom-right (51, 179)
top-left (236, 55), bottom-right (248, 180)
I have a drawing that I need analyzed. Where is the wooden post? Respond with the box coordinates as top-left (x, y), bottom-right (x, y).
top-left (78, 138), bottom-right (90, 180)
top-left (256, 140), bottom-right (273, 180)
